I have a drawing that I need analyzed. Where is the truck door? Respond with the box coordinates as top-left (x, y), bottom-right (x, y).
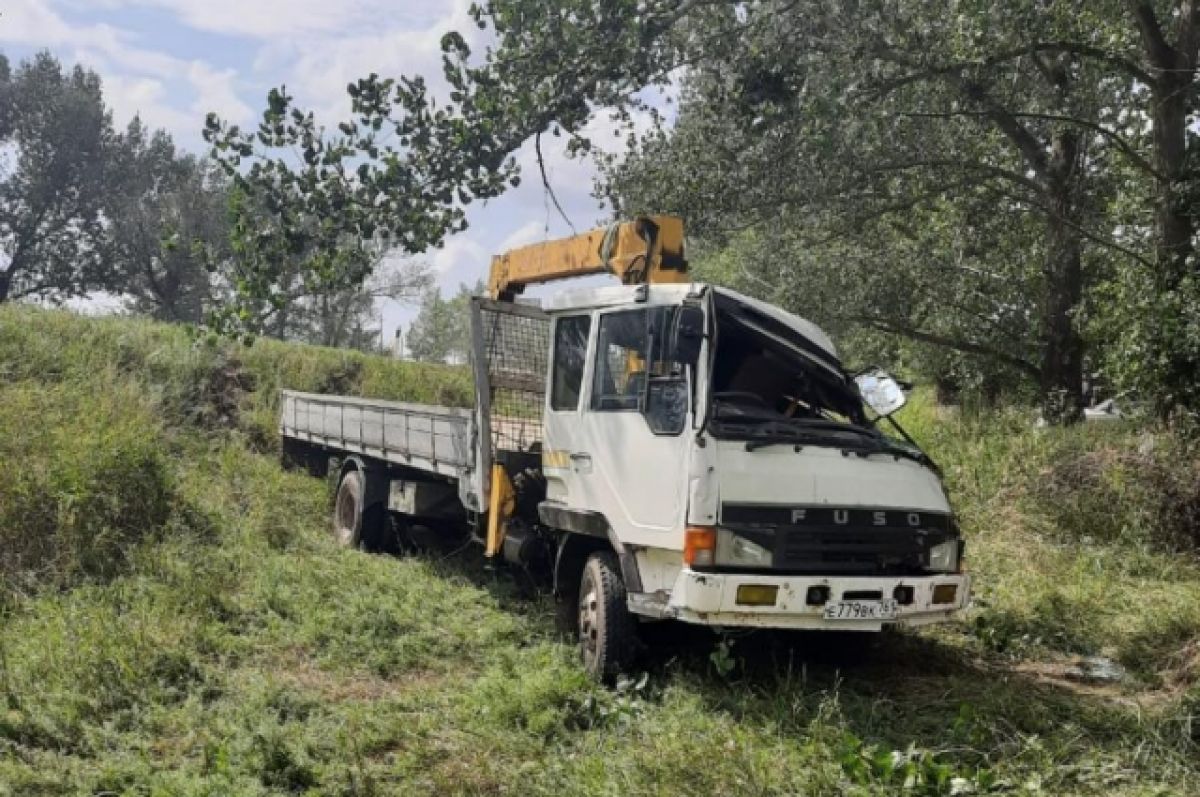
top-left (544, 305), bottom-right (693, 549)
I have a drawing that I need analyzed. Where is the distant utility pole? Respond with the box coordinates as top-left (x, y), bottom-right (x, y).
top-left (393, 327), bottom-right (405, 359)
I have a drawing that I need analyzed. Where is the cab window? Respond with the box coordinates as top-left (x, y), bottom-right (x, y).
top-left (550, 314), bottom-right (591, 411)
top-left (590, 308), bottom-right (672, 411)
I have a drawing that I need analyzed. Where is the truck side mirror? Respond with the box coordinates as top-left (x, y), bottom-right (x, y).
top-left (673, 304), bottom-right (705, 369)
top-left (855, 367), bottom-right (908, 417)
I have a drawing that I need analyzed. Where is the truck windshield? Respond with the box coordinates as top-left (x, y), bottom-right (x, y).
top-left (706, 296), bottom-right (920, 458)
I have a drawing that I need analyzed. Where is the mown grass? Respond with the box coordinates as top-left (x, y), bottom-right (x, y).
top-left (0, 304), bottom-right (1197, 795)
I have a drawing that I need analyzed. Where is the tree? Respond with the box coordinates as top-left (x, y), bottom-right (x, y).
top-left (406, 280), bottom-right (483, 363)
top-left (202, 77), bottom-right (518, 336)
top-left (589, 1), bottom-right (1121, 421)
top-left (104, 118), bottom-right (229, 323)
top-left (1081, 1), bottom-right (1200, 421)
top-left (0, 52), bottom-right (113, 303)
top-left (285, 259), bottom-right (432, 350)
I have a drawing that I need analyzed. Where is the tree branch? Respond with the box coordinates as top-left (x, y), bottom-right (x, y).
top-left (867, 41), bottom-right (1155, 96)
top-left (853, 313), bottom-right (1040, 379)
top-left (1128, 1), bottom-right (1177, 73)
top-left (896, 110), bottom-right (1164, 180)
top-left (1179, 0), bottom-right (1200, 72)
top-left (869, 156), bottom-right (1046, 195)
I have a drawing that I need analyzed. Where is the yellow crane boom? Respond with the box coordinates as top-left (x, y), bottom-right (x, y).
top-left (487, 215), bottom-right (688, 300)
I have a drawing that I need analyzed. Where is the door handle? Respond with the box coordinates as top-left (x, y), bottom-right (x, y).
top-left (569, 452), bottom-right (593, 472)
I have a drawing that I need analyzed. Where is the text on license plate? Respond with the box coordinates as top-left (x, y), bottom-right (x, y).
top-left (823, 599), bottom-right (898, 620)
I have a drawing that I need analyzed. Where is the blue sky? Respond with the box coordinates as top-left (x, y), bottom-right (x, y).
top-left (2, 0), bottom-right (651, 341)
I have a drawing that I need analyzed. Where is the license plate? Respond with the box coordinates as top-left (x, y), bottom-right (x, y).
top-left (822, 599), bottom-right (898, 620)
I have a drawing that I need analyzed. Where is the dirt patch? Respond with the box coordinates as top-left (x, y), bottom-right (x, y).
top-left (196, 354), bottom-right (255, 430)
top-left (1012, 651), bottom-right (1198, 711)
top-left (1162, 638), bottom-right (1200, 692)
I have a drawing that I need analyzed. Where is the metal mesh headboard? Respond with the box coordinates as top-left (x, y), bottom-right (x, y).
top-left (469, 298), bottom-right (550, 455)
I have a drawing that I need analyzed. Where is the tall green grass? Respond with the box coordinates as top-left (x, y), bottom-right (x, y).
top-left (0, 305), bottom-right (1197, 795)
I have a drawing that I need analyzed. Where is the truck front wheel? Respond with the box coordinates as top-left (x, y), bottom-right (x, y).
top-left (578, 551), bottom-right (637, 682)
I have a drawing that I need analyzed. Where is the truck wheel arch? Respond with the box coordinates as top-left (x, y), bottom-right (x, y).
top-left (548, 510), bottom-right (644, 599)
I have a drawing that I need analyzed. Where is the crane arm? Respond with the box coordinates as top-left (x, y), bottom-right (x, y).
top-left (487, 215), bottom-right (688, 301)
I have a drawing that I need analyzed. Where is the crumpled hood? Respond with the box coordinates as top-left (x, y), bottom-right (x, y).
top-left (713, 440), bottom-right (950, 513)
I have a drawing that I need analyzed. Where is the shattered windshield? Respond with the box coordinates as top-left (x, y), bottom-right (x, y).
top-left (706, 295), bottom-right (926, 463)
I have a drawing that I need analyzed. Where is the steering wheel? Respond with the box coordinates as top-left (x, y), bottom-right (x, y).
top-left (712, 391), bottom-right (769, 407)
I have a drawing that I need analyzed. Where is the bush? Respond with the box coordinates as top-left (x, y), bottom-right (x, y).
top-left (0, 379), bottom-right (175, 593)
top-left (1034, 433), bottom-right (1200, 552)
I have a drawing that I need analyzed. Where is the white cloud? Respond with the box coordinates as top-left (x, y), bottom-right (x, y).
top-left (101, 73), bottom-right (193, 133)
top-left (429, 235), bottom-right (487, 277)
top-left (497, 220), bottom-right (548, 252)
top-left (258, 0), bottom-right (482, 125)
top-left (74, 0), bottom-right (450, 40)
top-left (2, 1), bottom-right (251, 143)
top-left (186, 61), bottom-right (252, 125)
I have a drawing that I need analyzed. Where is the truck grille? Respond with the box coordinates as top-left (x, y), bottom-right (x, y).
top-left (721, 503), bottom-right (953, 575)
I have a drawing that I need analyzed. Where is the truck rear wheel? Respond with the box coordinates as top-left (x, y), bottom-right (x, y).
top-left (333, 469), bottom-right (366, 548)
top-left (578, 551), bottom-right (637, 682)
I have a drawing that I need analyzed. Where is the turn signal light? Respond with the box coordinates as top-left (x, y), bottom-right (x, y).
top-left (735, 584), bottom-right (779, 606)
top-left (932, 583), bottom-right (959, 605)
top-left (684, 525), bottom-right (717, 567)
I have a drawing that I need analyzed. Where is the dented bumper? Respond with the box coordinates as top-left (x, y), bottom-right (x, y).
top-left (629, 570), bottom-right (971, 631)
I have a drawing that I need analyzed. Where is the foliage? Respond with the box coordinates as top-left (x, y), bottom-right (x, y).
top-left (0, 52), bottom-right (112, 302)
top-left (406, 280), bottom-right (483, 363)
top-left (103, 118), bottom-right (230, 323)
top-left (0, 378), bottom-right (175, 594)
top-left (202, 78), bottom-right (518, 336)
top-left (271, 257), bottom-right (432, 351)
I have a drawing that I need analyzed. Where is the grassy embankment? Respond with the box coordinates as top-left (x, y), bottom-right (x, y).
top-left (0, 304), bottom-right (1198, 796)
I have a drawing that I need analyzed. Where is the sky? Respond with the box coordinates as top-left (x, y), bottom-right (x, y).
top-left (1, 0), bottom-right (648, 344)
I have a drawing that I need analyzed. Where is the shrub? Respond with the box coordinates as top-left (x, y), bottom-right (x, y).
top-left (0, 379), bottom-right (175, 592)
top-left (1034, 433), bottom-right (1200, 552)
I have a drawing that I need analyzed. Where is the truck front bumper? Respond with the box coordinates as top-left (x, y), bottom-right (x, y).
top-left (629, 570), bottom-right (971, 631)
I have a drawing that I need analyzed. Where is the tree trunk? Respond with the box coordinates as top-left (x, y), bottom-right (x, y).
top-left (0, 270), bottom-right (10, 303)
top-left (1151, 72), bottom-right (1194, 283)
top-left (1130, 2), bottom-right (1200, 418)
top-left (1147, 71), bottom-right (1197, 418)
top-left (1039, 128), bottom-right (1086, 425)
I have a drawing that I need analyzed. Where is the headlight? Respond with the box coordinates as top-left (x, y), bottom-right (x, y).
top-left (928, 539), bottom-right (962, 572)
top-left (716, 528), bottom-right (773, 567)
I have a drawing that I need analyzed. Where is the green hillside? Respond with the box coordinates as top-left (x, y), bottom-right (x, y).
top-left (0, 306), bottom-right (1197, 796)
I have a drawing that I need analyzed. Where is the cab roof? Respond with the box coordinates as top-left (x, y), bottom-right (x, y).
top-left (540, 282), bottom-right (839, 360)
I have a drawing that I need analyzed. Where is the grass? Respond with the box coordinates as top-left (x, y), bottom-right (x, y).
top-left (0, 304), bottom-right (1197, 795)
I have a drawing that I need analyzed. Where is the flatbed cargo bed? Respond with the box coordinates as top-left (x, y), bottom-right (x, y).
top-left (279, 390), bottom-right (476, 485)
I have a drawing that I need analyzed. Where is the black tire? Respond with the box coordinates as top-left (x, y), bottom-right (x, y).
top-left (333, 469), bottom-right (365, 548)
top-left (577, 551), bottom-right (637, 682)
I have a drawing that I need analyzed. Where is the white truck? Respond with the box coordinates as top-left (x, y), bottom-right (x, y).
top-left (280, 216), bottom-right (970, 680)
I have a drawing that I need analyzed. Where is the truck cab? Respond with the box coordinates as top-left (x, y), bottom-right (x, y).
top-left (523, 282), bottom-right (969, 677)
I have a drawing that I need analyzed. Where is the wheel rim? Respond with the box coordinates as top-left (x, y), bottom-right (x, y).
top-left (578, 577), bottom-right (600, 665)
top-left (334, 477), bottom-right (358, 546)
